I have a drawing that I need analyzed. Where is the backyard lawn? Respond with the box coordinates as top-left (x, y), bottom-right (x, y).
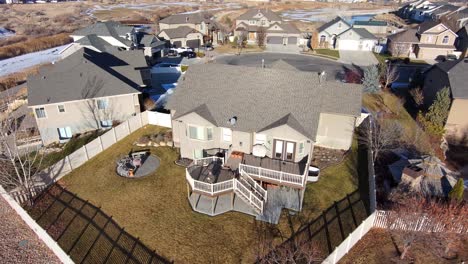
top-left (59, 125), bottom-right (362, 263)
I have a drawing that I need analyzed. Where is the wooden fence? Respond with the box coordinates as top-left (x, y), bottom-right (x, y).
top-left (27, 184), bottom-right (171, 264)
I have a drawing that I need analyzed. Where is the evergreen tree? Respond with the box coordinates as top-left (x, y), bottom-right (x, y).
top-left (362, 65), bottom-right (381, 93)
top-left (448, 178), bottom-right (465, 202)
top-left (423, 87), bottom-right (451, 136)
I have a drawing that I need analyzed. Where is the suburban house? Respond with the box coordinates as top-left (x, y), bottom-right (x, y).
top-left (166, 63), bottom-right (362, 222)
top-left (158, 26), bottom-right (204, 49)
top-left (317, 16), bottom-right (352, 49)
top-left (27, 48), bottom-right (147, 145)
top-left (159, 12), bottom-right (225, 45)
top-left (353, 20), bottom-right (390, 36)
top-left (70, 21), bottom-right (134, 49)
top-left (423, 58), bottom-right (468, 144)
top-left (134, 32), bottom-right (167, 61)
top-left (387, 21), bottom-right (457, 59)
top-left (335, 27), bottom-right (378, 51)
top-left (234, 9), bottom-right (302, 46)
top-left (456, 26), bottom-right (468, 57)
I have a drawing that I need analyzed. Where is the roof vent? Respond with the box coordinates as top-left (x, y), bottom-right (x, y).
top-left (228, 116), bottom-right (237, 126)
top-left (186, 17), bottom-right (189, 22)
top-left (80, 73), bottom-right (83, 77)
top-left (41, 76), bottom-right (46, 80)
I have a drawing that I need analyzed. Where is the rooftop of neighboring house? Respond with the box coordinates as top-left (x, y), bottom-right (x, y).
top-left (417, 20), bottom-right (446, 34)
top-left (135, 33), bottom-right (166, 48)
top-left (267, 22), bottom-right (301, 34)
top-left (432, 58), bottom-right (468, 99)
top-left (389, 155), bottom-right (459, 197)
top-left (159, 26), bottom-right (200, 39)
top-left (431, 4), bottom-right (460, 16)
top-left (166, 64), bottom-right (362, 140)
top-left (236, 8), bottom-right (282, 22)
top-left (317, 16), bottom-right (351, 33)
top-left (27, 48), bottom-right (146, 107)
top-left (353, 20), bottom-right (387, 26)
top-left (72, 21), bottom-right (133, 46)
top-left (0, 195), bottom-right (61, 264)
top-left (338, 27), bottom-right (378, 40)
top-left (75, 34), bottom-right (113, 51)
top-left (159, 12), bottom-right (212, 25)
top-left (387, 28), bottom-right (419, 43)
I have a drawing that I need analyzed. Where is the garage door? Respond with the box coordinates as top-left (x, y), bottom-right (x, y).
top-left (186, 39), bottom-right (200, 49)
top-left (172, 41), bottom-right (182, 48)
top-left (287, 37), bottom-right (297, 45)
top-left (267, 36), bottom-right (283, 44)
top-left (338, 40), bottom-right (359, 50)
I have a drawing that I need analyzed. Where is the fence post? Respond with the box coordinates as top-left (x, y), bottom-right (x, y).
top-left (98, 136), bottom-right (104, 152)
top-left (112, 128), bottom-right (117, 143)
top-left (83, 145), bottom-right (89, 161)
top-left (126, 120), bottom-right (131, 135)
top-left (66, 156), bottom-right (73, 170)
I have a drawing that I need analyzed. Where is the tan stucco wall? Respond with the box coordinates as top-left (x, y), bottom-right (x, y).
top-left (158, 31), bottom-right (203, 47)
top-left (315, 113), bottom-right (356, 150)
top-left (445, 99), bottom-right (468, 143)
top-left (33, 94), bottom-right (140, 145)
top-left (417, 46), bottom-right (455, 59)
top-left (259, 124), bottom-right (312, 162)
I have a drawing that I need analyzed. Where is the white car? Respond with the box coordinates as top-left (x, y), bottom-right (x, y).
top-left (151, 63), bottom-right (181, 74)
top-left (170, 47), bottom-right (193, 54)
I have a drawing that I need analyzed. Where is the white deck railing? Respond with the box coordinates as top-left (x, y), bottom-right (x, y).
top-left (186, 156), bottom-right (266, 214)
top-left (239, 170), bottom-right (267, 202)
top-left (239, 163), bottom-right (307, 187)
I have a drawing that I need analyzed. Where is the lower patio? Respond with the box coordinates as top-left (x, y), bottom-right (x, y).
top-left (58, 125), bottom-right (364, 263)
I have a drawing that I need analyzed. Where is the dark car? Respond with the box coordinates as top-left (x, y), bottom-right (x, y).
top-left (167, 49), bottom-right (177, 57)
top-left (204, 43), bottom-right (214, 51)
top-left (179, 51), bottom-right (196, 58)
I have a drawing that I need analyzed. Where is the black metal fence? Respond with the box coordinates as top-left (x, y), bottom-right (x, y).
top-left (27, 184), bottom-right (171, 264)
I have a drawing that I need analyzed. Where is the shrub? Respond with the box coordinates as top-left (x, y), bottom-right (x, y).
top-left (0, 33), bottom-right (72, 60)
top-left (362, 65), bottom-right (381, 93)
top-left (448, 179), bottom-right (464, 202)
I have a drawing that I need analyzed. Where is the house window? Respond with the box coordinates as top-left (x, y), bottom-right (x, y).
top-left (320, 35), bottom-right (326, 43)
top-left (35, 107), bottom-right (46, 118)
top-left (255, 134), bottom-right (267, 145)
top-left (101, 120), bottom-right (112, 128)
top-left (222, 128), bottom-right (232, 142)
top-left (188, 125), bottom-right (213, 141)
top-left (442, 35), bottom-right (449, 44)
top-left (298, 142), bottom-right (305, 155)
top-left (426, 35), bottom-right (432, 42)
top-left (57, 105), bottom-right (65, 113)
top-left (57, 127), bottom-right (72, 140)
top-left (97, 99), bottom-right (108, 110)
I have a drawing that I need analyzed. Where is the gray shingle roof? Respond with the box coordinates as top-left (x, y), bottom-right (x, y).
top-left (73, 21), bottom-right (133, 47)
top-left (317, 16), bottom-right (351, 33)
top-left (159, 26), bottom-right (199, 39)
top-left (338, 27), bottom-right (377, 40)
top-left (75, 34), bottom-right (111, 51)
top-left (418, 20), bottom-right (442, 34)
top-left (267, 22), bottom-right (301, 34)
top-left (435, 59), bottom-right (468, 99)
top-left (27, 48), bottom-right (145, 106)
top-left (387, 28), bottom-right (419, 43)
top-left (159, 12), bottom-right (210, 25)
top-left (237, 9), bottom-right (282, 21)
top-left (166, 64), bottom-right (362, 140)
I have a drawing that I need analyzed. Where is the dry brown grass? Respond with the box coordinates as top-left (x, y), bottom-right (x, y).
top-left (0, 34), bottom-right (72, 60)
top-left (0, 65), bottom-right (44, 92)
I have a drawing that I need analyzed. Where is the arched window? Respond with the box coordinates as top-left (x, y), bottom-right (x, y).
top-left (442, 35), bottom-right (449, 44)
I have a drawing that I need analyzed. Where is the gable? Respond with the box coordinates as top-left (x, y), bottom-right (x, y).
top-left (175, 112), bottom-right (216, 127)
top-left (259, 124), bottom-right (312, 142)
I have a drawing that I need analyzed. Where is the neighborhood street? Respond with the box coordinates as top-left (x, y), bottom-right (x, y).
top-left (215, 53), bottom-right (346, 80)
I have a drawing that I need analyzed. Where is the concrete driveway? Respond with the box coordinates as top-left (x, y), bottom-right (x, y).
top-left (338, 50), bottom-right (378, 66)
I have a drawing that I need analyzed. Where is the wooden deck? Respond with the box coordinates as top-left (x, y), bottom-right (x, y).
top-left (241, 154), bottom-right (308, 175)
top-left (187, 162), bottom-right (236, 184)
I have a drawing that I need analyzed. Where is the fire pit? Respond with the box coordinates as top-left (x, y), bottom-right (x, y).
top-left (116, 151), bottom-right (160, 178)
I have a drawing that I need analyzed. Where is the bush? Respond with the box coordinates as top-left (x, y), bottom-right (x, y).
top-left (448, 179), bottom-right (464, 202)
top-left (362, 65), bottom-right (381, 93)
top-left (0, 33), bottom-right (72, 60)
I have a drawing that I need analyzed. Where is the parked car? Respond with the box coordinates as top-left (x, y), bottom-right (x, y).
top-left (204, 43), bottom-right (214, 51)
top-left (170, 47), bottom-right (193, 54)
top-left (167, 49), bottom-right (177, 57)
top-left (179, 51), bottom-right (196, 58)
top-left (151, 63), bottom-right (181, 74)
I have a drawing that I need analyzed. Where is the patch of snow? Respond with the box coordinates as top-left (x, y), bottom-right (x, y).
top-left (0, 44), bottom-right (69, 77)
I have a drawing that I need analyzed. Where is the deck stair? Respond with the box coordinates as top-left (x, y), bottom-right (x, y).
top-left (233, 171), bottom-right (267, 214)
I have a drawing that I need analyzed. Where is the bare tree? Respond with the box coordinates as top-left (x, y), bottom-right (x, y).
top-left (237, 31), bottom-right (247, 55)
top-left (81, 76), bottom-right (115, 130)
top-left (380, 62), bottom-right (399, 89)
top-left (359, 115), bottom-right (403, 163)
top-left (0, 108), bottom-right (44, 206)
top-left (256, 27), bottom-right (266, 48)
top-left (409, 87), bottom-right (424, 108)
